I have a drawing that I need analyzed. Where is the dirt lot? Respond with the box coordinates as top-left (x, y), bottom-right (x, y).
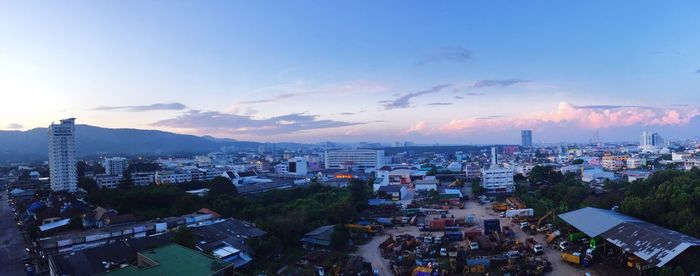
top-left (354, 185), bottom-right (637, 275)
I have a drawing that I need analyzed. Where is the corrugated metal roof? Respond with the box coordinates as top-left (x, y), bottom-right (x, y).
top-left (603, 221), bottom-right (700, 267)
top-left (558, 207), bottom-right (640, 237)
top-left (559, 207), bottom-right (700, 267)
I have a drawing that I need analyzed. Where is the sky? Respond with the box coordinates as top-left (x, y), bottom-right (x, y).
top-left (1, 1), bottom-right (699, 144)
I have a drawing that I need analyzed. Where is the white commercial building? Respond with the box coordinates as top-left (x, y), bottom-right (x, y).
top-left (481, 147), bottom-right (514, 196)
top-left (103, 157), bottom-right (128, 176)
top-left (288, 157), bottom-right (308, 176)
top-left (324, 149), bottom-right (384, 169)
top-left (48, 118), bottom-right (78, 193)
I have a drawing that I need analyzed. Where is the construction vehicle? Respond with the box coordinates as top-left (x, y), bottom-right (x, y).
top-left (345, 224), bottom-right (381, 234)
top-left (492, 202), bottom-right (508, 212)
top-left (525, 237), bottom-right (544, 254)
top-left (546, 230), bottom-right (560, 243)
top-left (530, 209), bottom-right (556, 233)
top-left (561, 252), bottom-right (582, 265)
top-left (506, 196), bottom-right (527, 209)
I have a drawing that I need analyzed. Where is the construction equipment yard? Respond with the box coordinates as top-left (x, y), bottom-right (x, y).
top-left (352, 185), bottom-right (638, 275)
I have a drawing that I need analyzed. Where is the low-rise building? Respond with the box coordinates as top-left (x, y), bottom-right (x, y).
top-left (130, 172), bottom-right (154, 187)
top-left (155, 171), bottom-right (192, 184)
top-left (95, 174), bottom-right (121, 189)
top-left (376, 185), bottom-right (408, 201)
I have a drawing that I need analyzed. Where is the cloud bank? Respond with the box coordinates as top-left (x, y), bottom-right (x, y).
top-left (5, 123), bottom-right (23, 129)
top-left (440, 102), bottom-right (700, 132)
top-left (94, 102), bottom-right (187, 112)
top-left (152, 110), bottom-right (362, 135)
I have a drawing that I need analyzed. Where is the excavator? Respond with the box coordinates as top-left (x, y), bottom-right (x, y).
top-left (530, 209), bottom-right (556, 233)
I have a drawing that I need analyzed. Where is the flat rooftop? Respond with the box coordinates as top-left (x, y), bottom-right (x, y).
top-left (105, 244), bottom-right (230, 276)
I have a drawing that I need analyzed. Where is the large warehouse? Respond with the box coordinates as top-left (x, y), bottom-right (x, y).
top-left (559, 207), bottom-right (700, 268)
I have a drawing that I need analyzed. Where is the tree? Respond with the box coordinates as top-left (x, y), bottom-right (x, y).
top-left (330, 224), bottom-right (350, 249)
top-left (207, 176), bottom-right (237, 195)
top-left (471, 179), bottom-right (483, 197)
top-left (69, 216), bottom-right (83, 230)
top-left (571, 159), bottom-right (584, 165)
top-left (118, 177), bottom-right (133, 190)
top-left (172, 226), bottom-right (196, 249)
top-left (349, 179), bottom-right (369, 210)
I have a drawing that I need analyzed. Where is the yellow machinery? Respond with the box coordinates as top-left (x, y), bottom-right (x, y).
top-left (345, 224), bottom-right (380, 234)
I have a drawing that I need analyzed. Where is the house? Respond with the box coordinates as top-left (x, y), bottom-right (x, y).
top-left (301, 225), bottom-right (335, 248)
top-left (376, 185), bottom-right (408, 201)
top-left (413, 179), bottom-right (439, 191)
top-left (221, 170), bottom-right (259, 185)
top-left (103, 244), bottom-right (232, 276)
top-left (189, 218), bottom-right (266, 268)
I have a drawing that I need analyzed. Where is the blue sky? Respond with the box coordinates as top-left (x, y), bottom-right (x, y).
top-left (1, 1), bottom-right (699, 143)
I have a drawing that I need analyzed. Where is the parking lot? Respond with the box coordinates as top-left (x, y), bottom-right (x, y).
top-left (0, 191), bottom-right (30, 276)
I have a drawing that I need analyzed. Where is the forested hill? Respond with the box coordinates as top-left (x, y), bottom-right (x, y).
top-left (0, 125), bottom-right (262, 161)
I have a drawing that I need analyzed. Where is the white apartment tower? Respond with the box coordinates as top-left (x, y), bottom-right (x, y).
top-left (640, 131), bottom-right (664, 152)
top-left (48, 118), bottom-right (78, 192)
top-left (103, 157), bottom-right (128, 175)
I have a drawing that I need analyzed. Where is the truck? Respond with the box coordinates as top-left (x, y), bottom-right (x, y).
top-left (467, 238), bottom-right (479, 251)
top-left (483, 219), bottom-right (501, 235)
top-left (376, 217), bottom-right (392, 226)
top-left (492, 202), bottom-right (508, 212)
top-left (502, 226), bottom-right (515, 239)
top-left (465, 229), bottom-right (482, 239)
top-left (429, 219), bottom-right (446, 231)
top-left (525, 237), bottom-right (544, 254)
top-left (475, 235), bottom-right (492, 251)
top-left (466, 215), bottom-right (477, 226)
top-left (561, 252), bottom-right (582, 265)
top-left (505, 208), bottom-right (534, 218)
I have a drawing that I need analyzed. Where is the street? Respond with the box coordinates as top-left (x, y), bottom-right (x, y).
top-left (0, 191), bottom-right (29, 276)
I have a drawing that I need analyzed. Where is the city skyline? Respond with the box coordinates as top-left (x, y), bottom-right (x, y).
top-left (2, 1), bottom-right (700, 144)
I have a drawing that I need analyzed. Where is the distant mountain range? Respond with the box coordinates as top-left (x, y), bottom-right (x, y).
top-left (0, 125), bottom-right (264, 161)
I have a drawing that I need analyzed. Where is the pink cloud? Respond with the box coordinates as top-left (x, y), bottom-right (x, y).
top-left (440, 102), bottom-right (700, 133)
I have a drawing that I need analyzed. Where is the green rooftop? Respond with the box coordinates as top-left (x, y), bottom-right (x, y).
top-left (104, 243), bottom-right (231, 276)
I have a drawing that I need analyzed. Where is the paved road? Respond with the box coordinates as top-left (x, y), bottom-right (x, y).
top-left (0, 192), bottom-right (28, 276)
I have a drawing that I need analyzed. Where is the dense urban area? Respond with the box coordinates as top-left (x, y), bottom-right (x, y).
top-left (1, 119), bottom-right (699, 276)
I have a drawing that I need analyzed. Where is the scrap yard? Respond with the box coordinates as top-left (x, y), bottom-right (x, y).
top-left (351, 185), bottom-right (646, 276)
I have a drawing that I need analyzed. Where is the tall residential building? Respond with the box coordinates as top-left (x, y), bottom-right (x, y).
top-left (521, 130), bottom-right (533, 147)
top-left (48, 118), bottom-right (78, 192)
top-left (103, 157), bottom-right (128, 175)
top-left (324, 149), bottom-right (384, 169)
top-left (640, 131), bottom-right (663, 152)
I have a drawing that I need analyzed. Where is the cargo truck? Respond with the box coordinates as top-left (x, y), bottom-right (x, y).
top-left (561, 252), bottom-right (582, 265)
top-left (525, 237), bottom-right (544, 254)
